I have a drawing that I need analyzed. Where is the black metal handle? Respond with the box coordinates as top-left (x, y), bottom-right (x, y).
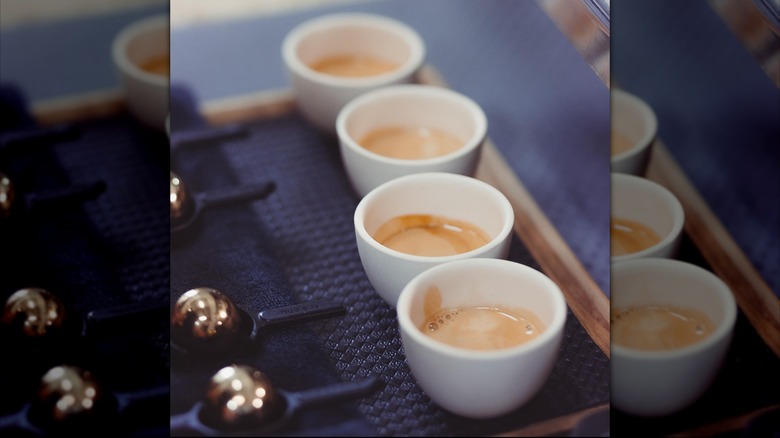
top-left (170, 124), bottom-right (250, 152)
top-left (85, 301), bottom-right (169, 338)
top-left (256, 300), bottom-right (346, 328)
top-left (286, 375), bottom-right (383, 411)
top-left (197, 181), bottom-right (276, 210)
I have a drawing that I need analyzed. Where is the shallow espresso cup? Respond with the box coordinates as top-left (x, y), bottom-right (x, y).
top-left (111, 14), bottom-right (169, 131)
top-left (611, 258), bottom-right (737, 417)
top-left (611, 173), bottom-right (684, 263)
top-left (397, 258), bottom-right (567, 418)
top-left (282, 12), bottom-right (425, 133)
top-left (611, 89), bottom-right (657, 176)
top-left (337, 84), bottom-right (487, 198)
top-left (354, 172), bottom-right (514, 307)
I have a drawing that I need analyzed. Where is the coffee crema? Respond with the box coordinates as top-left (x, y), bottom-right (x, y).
top-left (138, 54), bottom-right (169, 76)
top-left (358, 126), bottom-right (463, 160)
top-left (309, 54), bottom-right (398, 77)
top-left (611, 129), bottom-right (635, 156)
top-left (372, 214), bottom-right (490, 256)
top-left (419, 286), bottom-right (545, 351)
top-left (612, 305), bottom-right (715, 351)
top-left (611, 216), bottom-right (662, 256)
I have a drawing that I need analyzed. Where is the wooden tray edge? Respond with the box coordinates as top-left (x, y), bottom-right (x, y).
top-left (646, 140), bottom-right (780, 357)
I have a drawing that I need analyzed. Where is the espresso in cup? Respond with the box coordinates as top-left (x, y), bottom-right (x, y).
top-left (419, 286), bottom-right (545, 351)
top-left (310, 54), bottom-right (398, 77)
top-left (611, 216), bottom-right (661, 256)
top-left (612, 305), bottom-right (716, 351)
top-left (372, 214), bottom-right (490, 256)
top-left (139, 54), bottom-right (169, 76)
top-left (611, 129), bottom-right (634, 156)
top-left (358, 125), bottom-right (463, 159)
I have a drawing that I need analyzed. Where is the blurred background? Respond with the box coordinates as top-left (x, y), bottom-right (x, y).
top-left (1, 0), bottom-right (375, 29)
top-left (0, 0), bottom-right (164, 29)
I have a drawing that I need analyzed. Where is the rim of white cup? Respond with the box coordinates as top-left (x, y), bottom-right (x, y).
top-left (611, 173), bottom-right (685, 262)
top-left (354, 172), bottom-right (514, 263)
top-left (337, 84), bottom-right (488, 166)
top-left (611, 258), bottom-right (737, 360)
top-left (611, 88), bottom-right (658, 162)
top-left (397, 258), bottom-right (568, 359)
top-left (111, 14), bottom-right (169, 87)
top-left (282, 12), bottom-right (425, 88)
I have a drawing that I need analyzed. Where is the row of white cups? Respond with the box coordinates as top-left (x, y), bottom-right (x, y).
top-left (611, 89), bottom-right (737, 417)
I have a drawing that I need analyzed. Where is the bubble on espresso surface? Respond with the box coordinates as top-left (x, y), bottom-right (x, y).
top-left (421, 306), bottom-right (544, 351)
top-left (372, 214), bottom-right (490, 256)
top-left (425, 308), bottom-right (462, 331)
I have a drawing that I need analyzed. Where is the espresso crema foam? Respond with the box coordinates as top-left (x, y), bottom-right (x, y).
top-left (309, 54), bottom-right (398, 77)
top-left (611, 216), bottom-right (662, 256)
top-left (358, 126), bottom-right (464, 160)
top-left (420, 306), bottom-right (545, 351)
top-left (612, 306), bottom-right (715, 350)
top-left (372, 214), bottom-right (490, 256)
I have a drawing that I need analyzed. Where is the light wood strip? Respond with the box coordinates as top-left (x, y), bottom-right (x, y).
top-left (31, 89), bottom-right (125, 126)
top-left (496, 403), bottom-right (610, 437)
top-left (202, 88), bottom-right (297, 125)
top-left (669, 404), bottom-right (780, 437)
top-left (646, 141), bottom-right (780, 357)
top-left (419, 65), bottom-right (611, 357)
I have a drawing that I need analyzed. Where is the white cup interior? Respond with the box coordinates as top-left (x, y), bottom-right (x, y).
top-left (611, 173), bottom-right (684, 261)
top-left (284, 13), bottom-right (424, 85)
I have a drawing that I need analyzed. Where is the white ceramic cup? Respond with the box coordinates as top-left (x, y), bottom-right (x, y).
top-left (337, 84), bottom-right (487, 198)
top-left (611, 258), bottom-right (737, 417)
top-left (112, 14), bottom-right (169, 131)
top-left (397, 258), bottom-right (567, 418)
top-left (611, 173), bottom-right (684, 263)
top-left (354, 172), bottom-right (514, 307)
top-left (611, 89), bottom-right (657, 175)
top-left (282, 12), bottom-right (425, 133)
